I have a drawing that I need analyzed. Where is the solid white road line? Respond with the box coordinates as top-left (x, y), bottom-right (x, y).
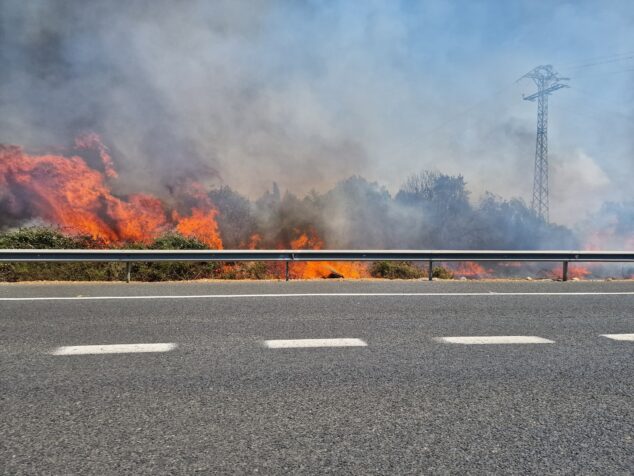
top-left (50, 343), bottom-right (177, 355)
top-left (264, 338), bottom-right (367, 349)
top-left (600, 333), bottom-right (634, 341)
top-left (2, 292), bottom-right (634, 302)
top-left (435, 336), bottom-right (555, 345)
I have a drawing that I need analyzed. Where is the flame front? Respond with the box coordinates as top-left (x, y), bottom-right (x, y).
top-left (288, 230), bottom-right (369, 279)
top-left (1, 135), bottom-right (630, 281)
top-left (0, 140), bottom-right (222, 248)
top-left (174, 208), bottom-right (223, 250)
top-left (450, 261), bottom-right (490, 278)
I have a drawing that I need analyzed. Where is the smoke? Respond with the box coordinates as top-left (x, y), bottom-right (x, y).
top-left (1, 1), bottom-right (632, 229)
top-left (207, 172), bottom-right (579, 252)
top-left (0, 0), bottom-right (372, 197)
top-left (577, 201), bottom-right (634, 251)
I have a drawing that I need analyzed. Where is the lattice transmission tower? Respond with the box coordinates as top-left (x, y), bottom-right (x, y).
top-left (520, 65), bottom-right (569, 222)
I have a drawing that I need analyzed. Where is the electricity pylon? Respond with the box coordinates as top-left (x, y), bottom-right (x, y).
top-left (520, 65), bottom-right (569, 222)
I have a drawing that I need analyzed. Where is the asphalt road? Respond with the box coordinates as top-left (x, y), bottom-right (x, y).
top-left (1, 280), bottom-right (633, 474)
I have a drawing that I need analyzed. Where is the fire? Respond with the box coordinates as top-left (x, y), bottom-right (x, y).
top-left (174, 208), bottom-right (223, 249)
top-left (246, 233), bottom-right (262, 250)
top-left (548, 264), bottom-right (591, 280)
top-left (584, 230), bottom-right (634, 252)
top-left (107, 193), bottom-right (168, 242)
top-left (296, 261), bottom-right (368, 279)
top-left (2, 135), bottom-right (628, 281)
top-left (74, 132), bottom-right (118, 179)
top-left (451, 261), bottom-right (490, 278)
top-left (0, 138), bottom-right (223, 248)
top-left (290, 231), bottom-right (324, 250)
top-left (287, 230), bottom-right (369, 279)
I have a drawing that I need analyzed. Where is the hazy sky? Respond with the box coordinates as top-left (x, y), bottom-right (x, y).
top-left (1, 0), bottom-right (632, 225)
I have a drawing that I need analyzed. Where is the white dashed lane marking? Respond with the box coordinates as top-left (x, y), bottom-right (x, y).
top-left (50, 343), bottom-right (177, 355)
top-left (435, 336), bottom-right (555, 345)
top-left (600, 334), bottom-right (634, 341)
top-left (264, 338), bottom-right (367, 349)
top-left (41, 334), bottom-right (630, 356)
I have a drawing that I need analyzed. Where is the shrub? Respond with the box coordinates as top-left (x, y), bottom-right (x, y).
top-left (0, 228), bottom-right (456, 282)
top-left (370, 261), bottom-right (423, 279)
top-left (216, 262), bottom-right (272, 280)
top-left (0, 227), bottom-right (98, 249)
top-left (126, 233), bottom-right (220, 281)
top-left (0, 228), bottom-right (221, 282)
top-left (148, 233), bottom-right (208, 250)
top-left (0, 227), bottom-right (118, 281)
top-left (239, 262), bottom-right (270, 279)
top-left (432, 266), bottom-right (454, 279)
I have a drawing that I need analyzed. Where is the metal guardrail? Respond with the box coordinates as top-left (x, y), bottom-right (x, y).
top-left (1, 249), bottom-right (633, 282)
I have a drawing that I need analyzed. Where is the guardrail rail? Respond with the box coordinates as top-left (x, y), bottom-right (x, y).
top-left (1, 249), bottom-right (633, 282)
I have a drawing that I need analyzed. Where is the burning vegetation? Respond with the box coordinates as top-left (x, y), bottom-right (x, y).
top-left (0, 136), bottom-right (222, 248)
top-left (0, 136), bottom-right (632, 281)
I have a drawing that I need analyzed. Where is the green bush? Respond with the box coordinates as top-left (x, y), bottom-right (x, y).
top-left (128, 261), bottom-right (220, 281)
top-left (124, 232), bottom-right (220, 281)
top-left (148, 233), bottom-right (208, 250)
top-left (216, 262), bottom-right (273, 280)
top-left (0, 227), bottom-right (454, 282)
top-left (432, 266), bottom-right (454, 279)
top-left (370, 261), bottom-right (423, 279)
top-left (0, 227), bottom-right (119, 281)
top-left (0, 226), bottom-right (99, 249)
top-left (0, 262), bottom-right (123, 282)
top-left (0, 228), bottom-right (222, 282)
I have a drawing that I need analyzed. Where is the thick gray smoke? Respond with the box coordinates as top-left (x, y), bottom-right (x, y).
top-left (1, 0), bottom-right (632, 234)
top-left (0, 0), bottom-right (371, 197)
top-left (208, 172), bottom-right (579, 252)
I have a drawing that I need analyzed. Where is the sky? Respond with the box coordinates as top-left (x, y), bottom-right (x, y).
top-left (1, 0), bottom-right (632, 225)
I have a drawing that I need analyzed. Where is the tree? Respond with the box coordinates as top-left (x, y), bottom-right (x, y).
top-left (208, 186), bottom-right (257, 248)
top-left (395, 171), bottom-right (473, 248)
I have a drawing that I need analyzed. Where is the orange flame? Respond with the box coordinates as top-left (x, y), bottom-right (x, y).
top-left (287, 229), bottom-right (369, 279)
top-left (584, 230), bottom-right (634, 252)
top-left (548, 264), bottom-right (591, 280)
top-left (174, 208), bottom-right (223, 249)
top-left (451, 261), bottom-right (491, 278)
top-left (0, 139), bottom-right (222, 248)
top-left (246, 233), bottom-right (262, 250)
top-left (74, 132), bottom-right (118, 179)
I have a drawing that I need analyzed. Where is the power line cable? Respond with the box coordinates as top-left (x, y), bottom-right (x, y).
top-left (564, 55), bottom-right (634, 71)
top-left (571, 67), bottom-right (634, 79)
top-left (559, 51), bottom-right (634, 68)
top-left (563, 88), bottom-right (634, 121)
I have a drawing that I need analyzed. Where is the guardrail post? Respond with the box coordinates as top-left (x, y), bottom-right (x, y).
top-left (125, 262), bottom-right (132, 283)
top-left (428, 260), bottom-right (433, 281)
top-left (562, 261), bottom-right (569, 282)
top-left (285, 261), bottom-right (290, 282)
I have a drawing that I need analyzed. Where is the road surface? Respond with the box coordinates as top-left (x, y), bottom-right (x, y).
top-left (1, 281), bottom-right (633, 474)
